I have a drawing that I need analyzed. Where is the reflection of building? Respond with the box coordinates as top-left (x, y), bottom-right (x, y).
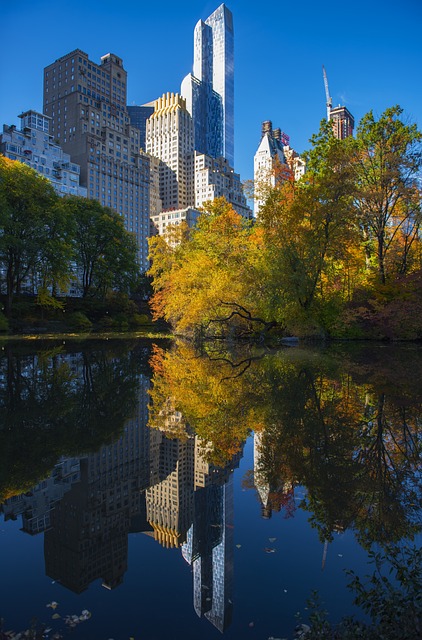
top-left (253, 431), bottom-right (295, 519)
top-left (0, 111), bottom-right (87, 198)
top-left (187, 476), bottom-right (235, 633)
top-left (181, 4), bottom-right (234, 165)
top-left (146, 430), bottom-right (195, 548)
top-left (1, 457), bottom-right (80, 535)
top-left (147, 399), bottom-right (241, 633)
top-left (44, 377), bottom-right (151, 592)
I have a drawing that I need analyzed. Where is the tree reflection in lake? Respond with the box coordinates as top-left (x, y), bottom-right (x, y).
top-left (148, 341), bottom-right (422, 548)
top-left (0, 339), bottom-right (421, 638)
top-left (0, 339), bottom-right (151, 503)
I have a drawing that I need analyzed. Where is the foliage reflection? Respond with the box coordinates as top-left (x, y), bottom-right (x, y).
top-left (148, 341), bottom-right (422, 548)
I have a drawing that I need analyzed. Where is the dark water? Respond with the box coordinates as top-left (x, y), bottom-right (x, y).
top-left (0, 339), bottom-right (421, 639)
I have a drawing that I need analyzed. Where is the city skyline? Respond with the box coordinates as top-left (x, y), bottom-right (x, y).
top-left (1, 0), bottom-right (421, 183)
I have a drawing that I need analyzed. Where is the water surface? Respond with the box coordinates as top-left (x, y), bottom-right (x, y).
top-left (1, 339), bottom-right (421, 638)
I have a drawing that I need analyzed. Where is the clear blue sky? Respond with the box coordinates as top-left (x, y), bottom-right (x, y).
top-left (1, 0), bottom-right (421, 181)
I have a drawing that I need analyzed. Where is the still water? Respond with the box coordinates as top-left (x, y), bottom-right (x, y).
top-left (1, 339), bottom-right (421, 639)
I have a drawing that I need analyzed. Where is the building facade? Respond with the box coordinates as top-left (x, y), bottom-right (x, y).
top-left (181, 4), bottom-right (234, 166)
top-left (0, 111), bottom-right (87, 198)
top-left (194, 152), bottom-right (252, 218)
top-left (127, 104), bottom-right (154, 151)
top-left (145, 92), bottom-right (194, 212)
top-left (330, 105), bottom-right (355, 140)
top-left (254, 120), bottom-right (305, 217)
top-left (150, 207), bottom-right (201, 237)
top-left (43, 49), bottom-right (151, 270)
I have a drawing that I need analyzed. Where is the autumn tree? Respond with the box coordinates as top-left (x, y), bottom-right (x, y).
top-left (353, 105), bottom-right (422, 284)
top-left (258, 123), bottom-right (362, 334)
top-left (148, 198), bottom-right (274, 338)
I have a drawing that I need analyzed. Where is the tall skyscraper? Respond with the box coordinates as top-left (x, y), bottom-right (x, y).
top-left (181, 4), bottom-right (234, 166)
top-left (43, 49), bottom-right (151, 270)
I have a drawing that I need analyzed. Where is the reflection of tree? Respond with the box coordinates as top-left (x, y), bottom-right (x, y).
top-left (148, 342), bottom-right (267, 466)
top-left (0, 341), bottom-right (148, 502)
top-left (148, 342), bottom-right (422, 546)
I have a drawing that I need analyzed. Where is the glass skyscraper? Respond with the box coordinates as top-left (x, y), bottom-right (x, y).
top-left (181, 4), bottom-right (234, 166)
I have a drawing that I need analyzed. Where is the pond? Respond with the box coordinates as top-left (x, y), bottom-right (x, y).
top-left (0, 338), bottom-right (421, 639)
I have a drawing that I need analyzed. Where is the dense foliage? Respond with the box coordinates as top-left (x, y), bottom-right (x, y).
top-left (148, 106), bottom-right (422, 340)
top-left (0, 158), bottom-right (140, 318)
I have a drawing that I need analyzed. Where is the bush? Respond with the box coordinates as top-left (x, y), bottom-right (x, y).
top-left (129, 313), bottom-right (151, 327)
top-left (97, 315), bottom-right (115, 330)
top-left (67, 311), bottom-right (92, 331)
top-left (0, 311), bottom-right (9, 332)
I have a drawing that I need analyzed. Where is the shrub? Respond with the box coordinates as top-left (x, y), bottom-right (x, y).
top-left (0, 311), bottom-right (9, 332)
top-left (67, 311), bottom-right (92, 331)
top-left (129, 313), bottom-right (151, 327)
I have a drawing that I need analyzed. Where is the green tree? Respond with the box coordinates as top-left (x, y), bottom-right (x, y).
top-left (354, 105), bottom-right (422, 284)
top-left (62, 196), bottom-right (139, 298)
top-left (0, 157), bottom-right (59, 315)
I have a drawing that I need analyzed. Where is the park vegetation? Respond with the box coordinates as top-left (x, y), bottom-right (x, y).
top-left (148, 106), bottom-right (422, 341)
top-left (0, 156), bottom-right (150, 332)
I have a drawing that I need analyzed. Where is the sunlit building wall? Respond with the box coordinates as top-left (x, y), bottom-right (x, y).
top-left (145, 92), bottom-right (194, 212)
top-left (0, 111), bottom-right (87, 198)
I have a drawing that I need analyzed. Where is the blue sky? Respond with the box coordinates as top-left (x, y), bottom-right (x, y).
top-left (1, 0), bottom-right (421, 181)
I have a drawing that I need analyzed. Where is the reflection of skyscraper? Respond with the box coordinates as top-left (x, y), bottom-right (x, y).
top-left (146, 429), bottom-right (195, 548)
top-left (44, 377), bottom-right (152, 592)
top-left (190, 477), bottom-right (234, 633)
top-left (181, 4), bottom-right (234, 165)
top-left (253, 431), bottom-right (295, 519)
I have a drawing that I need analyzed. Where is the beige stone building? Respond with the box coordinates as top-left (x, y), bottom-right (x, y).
top-left (145, 93), bottom-right (194, 212)
top-left (43, 49), bottom-right (151, 270)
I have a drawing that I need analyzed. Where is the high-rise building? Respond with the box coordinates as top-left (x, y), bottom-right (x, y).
top-left (0, 111), bottom-right (87, 198)
top-left (43, 49), bottom-right (151, 270)
top-left (254, 121), bottom-right (305, 217)
top-left (145, 92), bottom-right (194, 212)
top-left (330, 105), bottom-right (355, 140)
top-left (181, 4), bottom-right (234, 166)
top-left (127, 104), bottom-right (154, 150)
top-left (194, 152), bottom-right (252, 218)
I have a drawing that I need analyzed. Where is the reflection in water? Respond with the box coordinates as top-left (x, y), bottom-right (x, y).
top-left (1, 340), bottom-right (421, 636)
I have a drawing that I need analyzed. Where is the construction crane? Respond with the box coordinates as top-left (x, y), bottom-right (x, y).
top-left (322, 65), bottom-right (332, 122)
